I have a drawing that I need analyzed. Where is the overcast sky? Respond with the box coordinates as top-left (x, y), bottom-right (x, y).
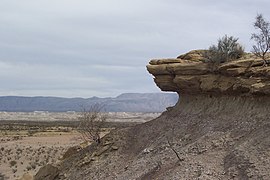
top-left (0, 0), bottom-right (269, 98)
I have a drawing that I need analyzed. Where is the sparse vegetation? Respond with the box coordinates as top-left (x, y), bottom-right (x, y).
top-left (30, 162), bottom-right (37, 169)
top-left (0, 112), bottom-right (153, 179)
top-left (77, 104), bottom-right (107, 144)
top-left (205, 35), bottom-right (244, 63)
top-left (0, 121), bottom-right (79, 179)
top-left (12, 168), bottom-right (17, 174)
top-left (251, 14), bottom-right (270, 66)
top-left (9, 160), bottom-right (17, 167)
top-left (26, 165), bottom-right (32, 171)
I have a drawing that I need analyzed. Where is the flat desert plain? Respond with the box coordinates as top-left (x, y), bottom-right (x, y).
top-left (0, 111), bottom-right (159, 179)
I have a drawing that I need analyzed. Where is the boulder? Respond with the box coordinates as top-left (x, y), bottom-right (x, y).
top-left (34, 164), bottom-right (59, 180)
top-left (62, 145), bottom-right (81, 160)
top-left (19, 173), bottom-right (33, 180)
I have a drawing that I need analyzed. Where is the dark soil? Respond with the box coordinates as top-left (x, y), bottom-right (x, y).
top-left (38, 94), bottom-right (270, 180)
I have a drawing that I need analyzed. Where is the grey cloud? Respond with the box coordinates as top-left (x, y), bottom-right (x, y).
top-left (1, 0), bottom-right (270, 97)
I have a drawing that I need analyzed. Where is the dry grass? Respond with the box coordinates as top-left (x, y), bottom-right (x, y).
top-left (0, 112), bottom-right (157, 179)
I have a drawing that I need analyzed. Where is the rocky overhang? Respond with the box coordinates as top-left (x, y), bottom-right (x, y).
top-left (147, 50), bottom-right (270, 96)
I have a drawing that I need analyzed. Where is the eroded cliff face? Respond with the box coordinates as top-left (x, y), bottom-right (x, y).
top-left (36, 50), bottom-right (270, 180)
top-left (46, 94), bottom-right (270, 180)
top-left (147, 50), bottom-right (270, 95)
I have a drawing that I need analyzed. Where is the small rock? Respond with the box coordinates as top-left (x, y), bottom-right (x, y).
top-left (103, 141), bottom-right (113, 146)
top-left (111, 146), bottom-right (119, 150)
top-left (143, 148), bottom-right (151, 154)
top-left (83, 160), bottom-right (91, 166)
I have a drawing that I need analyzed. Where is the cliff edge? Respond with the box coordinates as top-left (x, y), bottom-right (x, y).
top-left (147, 50), bottom-right (270, 95)
top-left (35, 50), bottom-right (270, 180)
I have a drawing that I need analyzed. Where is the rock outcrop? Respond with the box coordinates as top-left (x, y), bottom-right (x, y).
top-left (36, 50), bottom-right (270, 180)
top-left (34, 164), bottom-right (59, 180)
top-left (147, 50), bottom-right (270, 95)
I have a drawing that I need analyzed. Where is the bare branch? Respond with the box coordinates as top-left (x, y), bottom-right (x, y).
top-left (251, 13), bottom-right (270, 65)
top-left (166, 137), bottom-right (183, 163)
top-left (77, 104), bottom-right (106, 144)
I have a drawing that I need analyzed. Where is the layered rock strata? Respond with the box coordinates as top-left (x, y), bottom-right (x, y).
top-left (147, 50), bottom-right (270, 95)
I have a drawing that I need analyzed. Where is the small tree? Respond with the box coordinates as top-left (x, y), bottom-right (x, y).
top-left (206, 35), bottom-right (244, 63)
top-left (77, 104), bottom-right (106, 144)
top-left (251, 14), bottom-right (270, 66)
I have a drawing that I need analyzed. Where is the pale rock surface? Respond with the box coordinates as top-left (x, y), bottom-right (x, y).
top-left (19, 173), bottom-right (33, 180)
top-left (147, 50), bottom-right (270, 95)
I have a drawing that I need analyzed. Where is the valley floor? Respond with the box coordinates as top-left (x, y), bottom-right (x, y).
top-left (0, 132), bottom-right (80, 179)
top-left (0, 112), bottom-right (158, 179)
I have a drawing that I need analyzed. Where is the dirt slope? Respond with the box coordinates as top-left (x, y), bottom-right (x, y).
top-left (35, 51), bottom-right (270, 179)
top-left (36, 94), bottom-right (270, 180)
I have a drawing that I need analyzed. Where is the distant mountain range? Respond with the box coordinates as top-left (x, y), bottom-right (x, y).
top-left (0, 93), bottom-right (178, 112)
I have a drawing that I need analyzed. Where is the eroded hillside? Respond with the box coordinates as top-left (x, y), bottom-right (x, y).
top-left (35, 50), bottom-right (270, 180)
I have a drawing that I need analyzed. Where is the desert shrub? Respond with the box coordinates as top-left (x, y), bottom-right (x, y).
top-left (9, 160), bottom-right (17, 167)
top-left (26, 165), bottom-right (32, 171)
top-left (205, 35), bottom-right (244, 63)
top-left (251, 14), bottom-right (270, 65)
top-left (30, 163), bottom-right (37, 169)
top-left (77, 104), bottom-right (107, 144)
top-left (12, 168), bottom-right (17, 173)
top-left (27, 130), bottom-right (39, 136)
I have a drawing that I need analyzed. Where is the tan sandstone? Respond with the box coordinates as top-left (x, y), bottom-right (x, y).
top-left (147, 50), bottom-right (270, 95)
